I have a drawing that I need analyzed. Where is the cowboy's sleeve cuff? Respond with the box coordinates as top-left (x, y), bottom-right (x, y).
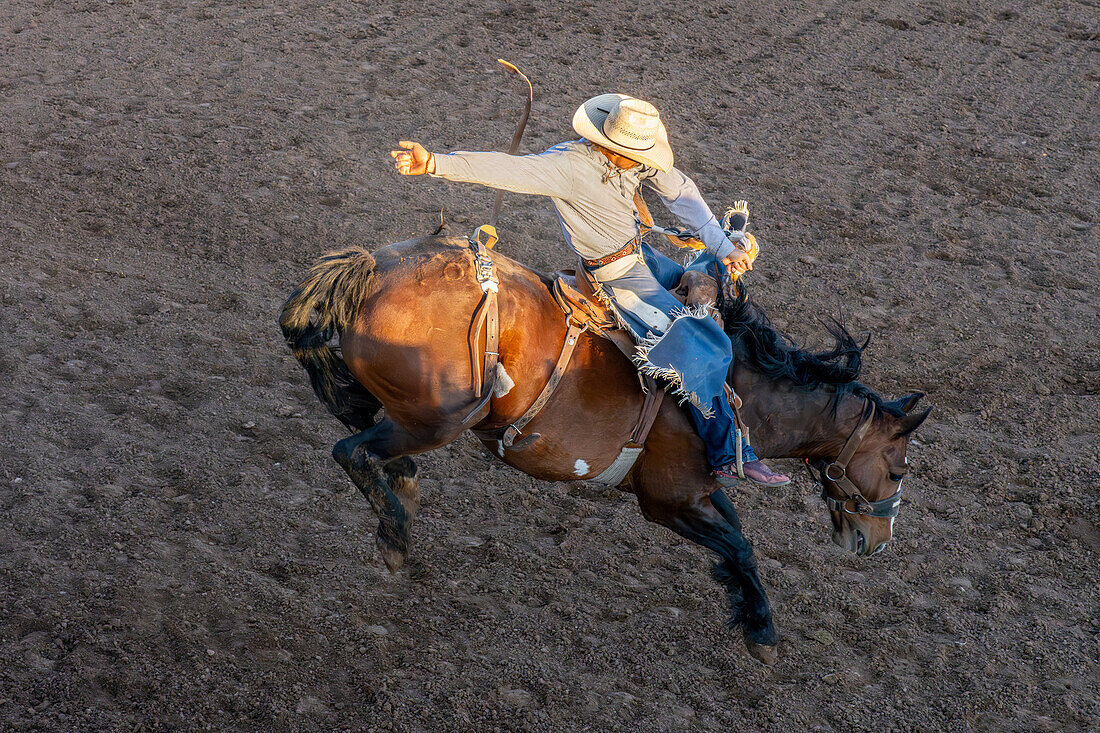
top-left (712, 240), bottom-right (737, 261)
top-left (428, 153), bottom-right (455, 178)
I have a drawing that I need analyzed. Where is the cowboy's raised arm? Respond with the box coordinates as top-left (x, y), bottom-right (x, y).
top-left (643, 167), bottom-right (740, 262)
top-left (391, 141), bottom-right (574, 199)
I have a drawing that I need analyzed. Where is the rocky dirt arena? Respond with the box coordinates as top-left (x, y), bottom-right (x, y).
top-left (1, 1), bottom-right (1097, 730)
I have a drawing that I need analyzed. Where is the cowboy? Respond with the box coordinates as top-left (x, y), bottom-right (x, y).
top-left (390, 94), bottom-right (790, 486)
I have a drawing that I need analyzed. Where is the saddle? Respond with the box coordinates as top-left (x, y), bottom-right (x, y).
top-left (552, 266), bottom-right (724, 333)
top-left (553, 268), bottom-right (741, 406)
top-left (551, 271), bottom-right (614, 330)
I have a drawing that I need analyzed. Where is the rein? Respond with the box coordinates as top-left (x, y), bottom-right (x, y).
top-left (490, 60), bottom-right (533, 227)
top-left (806, 400), bottom-right (904, 519)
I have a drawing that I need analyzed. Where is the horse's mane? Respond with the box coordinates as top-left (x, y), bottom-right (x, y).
top-left (719, 280), bottom-right (904, 417)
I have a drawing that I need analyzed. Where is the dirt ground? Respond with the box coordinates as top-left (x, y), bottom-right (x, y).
top-left (1, 1), bottom-right (1097, 730)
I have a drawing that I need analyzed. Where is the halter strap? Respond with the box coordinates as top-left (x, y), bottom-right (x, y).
top-left (818, 400), bottom-right (903, 519)
top-left (824, 401), bottom-right (876, 491)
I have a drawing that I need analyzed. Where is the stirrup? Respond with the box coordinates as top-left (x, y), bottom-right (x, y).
top-left (735, 428), bottom-right (748, 479)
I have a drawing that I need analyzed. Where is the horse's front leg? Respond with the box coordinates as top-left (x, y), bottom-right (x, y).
top-left (332, 418), bottom-right (426, 572)
top-left (705, 489), bottom-right (777, 658)
top-left (638, 488), bottom-right (778, 665)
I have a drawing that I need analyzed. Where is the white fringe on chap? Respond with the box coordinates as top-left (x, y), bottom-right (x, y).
top-left (629, 302), bottom-right (717, 419)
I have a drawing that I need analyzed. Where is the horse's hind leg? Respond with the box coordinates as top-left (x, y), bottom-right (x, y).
top-left (332, 419), bottom-right (427, 572)
top-left (639, 489), bottom-right (778, 665)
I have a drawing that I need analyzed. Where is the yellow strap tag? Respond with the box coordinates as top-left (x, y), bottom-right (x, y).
top-left (743, 232), bottom-right (759, 263)
top-left (473, 224), bottom-right (498, 250)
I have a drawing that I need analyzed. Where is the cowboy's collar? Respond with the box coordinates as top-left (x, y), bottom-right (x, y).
top-left (580, 139), bottom-right (655, 183)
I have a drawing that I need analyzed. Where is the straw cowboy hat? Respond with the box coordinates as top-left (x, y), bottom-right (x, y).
top-left (571, 93), bottom-right (674, 172)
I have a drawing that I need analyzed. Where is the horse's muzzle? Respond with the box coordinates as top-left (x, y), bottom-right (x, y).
top-left (832, 526), bottom-right (889, 556)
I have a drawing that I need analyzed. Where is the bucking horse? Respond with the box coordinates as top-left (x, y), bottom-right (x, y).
top-left (279, 235), bottom-right (930, 665)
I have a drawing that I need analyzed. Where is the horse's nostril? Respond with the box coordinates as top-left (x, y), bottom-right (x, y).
top-left (854, 529), bottom-right (865, 554)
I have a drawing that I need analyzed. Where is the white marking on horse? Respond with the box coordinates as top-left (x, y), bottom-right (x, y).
top-left (493, 364), bottom-right (515, 398)
top-left (573, 459), bottom-right (590, 476)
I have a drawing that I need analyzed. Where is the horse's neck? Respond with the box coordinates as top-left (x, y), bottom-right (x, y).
top-left (734, 369), bottom-right (863, 461)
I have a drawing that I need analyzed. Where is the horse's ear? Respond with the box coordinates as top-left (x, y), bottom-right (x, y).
top-left (890, 391), bottom-right (925, 413)
top-left (895, 406), bottom-right (932, 437)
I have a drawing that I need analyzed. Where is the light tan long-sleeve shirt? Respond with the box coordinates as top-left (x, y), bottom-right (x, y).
top-left (430, 140), bottom-right (738, 262)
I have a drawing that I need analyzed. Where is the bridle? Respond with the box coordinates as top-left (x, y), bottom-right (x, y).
top-left (806, 400), bottom-right (905, 519)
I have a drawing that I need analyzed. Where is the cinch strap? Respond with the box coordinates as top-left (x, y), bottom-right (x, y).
top-left (502, 322), bottom-right (587, 450)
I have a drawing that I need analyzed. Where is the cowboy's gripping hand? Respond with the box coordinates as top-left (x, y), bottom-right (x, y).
top-left (391, 141), bottom-right (434, 175)
top-left (722, 248), bottom-right (753, 276)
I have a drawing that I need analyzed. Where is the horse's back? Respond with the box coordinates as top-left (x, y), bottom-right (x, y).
top-left (338, 237), bottom-right (564, 429)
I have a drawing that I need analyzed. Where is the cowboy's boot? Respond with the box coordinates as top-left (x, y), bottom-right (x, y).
top-left (713, 439), bottom-right (791, 487)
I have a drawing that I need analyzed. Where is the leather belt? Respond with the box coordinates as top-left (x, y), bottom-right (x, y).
top-left (581, 237), bottom-right (639, 269)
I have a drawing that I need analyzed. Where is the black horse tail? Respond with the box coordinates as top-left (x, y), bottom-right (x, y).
top-left (279, 246), bottom-right (382, 432)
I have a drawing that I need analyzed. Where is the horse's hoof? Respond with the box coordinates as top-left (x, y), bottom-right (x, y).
top-left (745, 641), bottom-right (778, 666)
top-left (379, 546), bottom-right (406, 573)
top-left (377, 541), bottom-right (407, 573)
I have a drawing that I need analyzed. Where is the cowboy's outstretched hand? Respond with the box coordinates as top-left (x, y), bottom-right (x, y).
top-left (390, 140), bottom-right (434, 175)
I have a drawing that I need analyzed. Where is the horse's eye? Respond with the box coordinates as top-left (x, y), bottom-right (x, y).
top-left (888, 472), bottom-right (905, 482)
